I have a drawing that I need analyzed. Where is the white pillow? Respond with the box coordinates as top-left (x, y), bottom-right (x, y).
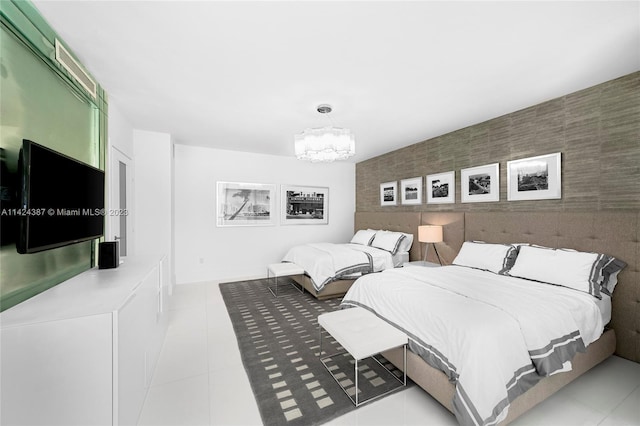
top-left (452, 241), bottom-right (518, 275)
top-left (597, 256), bottom-right (626, 296)
top-left (371, 231), bottom-right (406, 255)
top-left (369, 229), bottom-right (413, 253)
top-left (398, 232), bottom-right (414, 253)
top-left (508, 245), bottom-right (605, 298)
top-left (601, 269), bottom-right (621, 296)
top-left (350, 229), bottom-right (377, 246)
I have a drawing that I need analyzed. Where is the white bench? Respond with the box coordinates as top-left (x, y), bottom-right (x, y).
top-left (266, 262), bottom-right (305, 297)
top-left (318, 307), bottom-right (407, 406)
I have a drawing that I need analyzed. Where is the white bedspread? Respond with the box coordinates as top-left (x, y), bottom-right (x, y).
top-left (282, 243), bottom-right (394, 292)
top-left (341, 266), bottom-right (605, 426)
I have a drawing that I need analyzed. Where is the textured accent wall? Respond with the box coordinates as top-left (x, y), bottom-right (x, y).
top-left (356, 72), bottom-right (640, 213)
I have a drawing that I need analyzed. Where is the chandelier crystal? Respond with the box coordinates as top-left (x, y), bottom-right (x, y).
top-left (294, 105), bottom-right (355, 162)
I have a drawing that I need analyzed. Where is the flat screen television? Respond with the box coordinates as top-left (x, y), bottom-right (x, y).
top-left (17, 139), bottom-right (105, 254)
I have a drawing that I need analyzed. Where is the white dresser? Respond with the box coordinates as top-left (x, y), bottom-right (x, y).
top-left (1, 255), bottom-right (170, 426)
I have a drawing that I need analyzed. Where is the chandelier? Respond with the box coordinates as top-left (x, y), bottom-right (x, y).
top-left (294, 104), bottom-right (355, 162)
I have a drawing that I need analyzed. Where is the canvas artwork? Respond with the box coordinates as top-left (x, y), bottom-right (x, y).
top-left (281, 185), bottom-right (328, 225)
top-left (380, 181), bottom-right (398, 206)
top-left (461, 163), bottom-right (500, 203)
top-left (507, 152), bottom-right (561, 201)
top-left (426, 171), bottom-right (455, 204)
top-left (400, 177), bottom-right (422, 205)
top-left (216, 182), bottom-right (276, 226)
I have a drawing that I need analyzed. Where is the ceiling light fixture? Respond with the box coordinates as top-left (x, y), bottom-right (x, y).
top-left (294, 104), bottom-right (355, 162)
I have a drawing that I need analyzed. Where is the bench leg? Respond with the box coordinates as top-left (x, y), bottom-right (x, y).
top-left (355, 358), bottom-right (359, 406)
top-left (267, 271), bottom-right (304, 297)
top-left (267, 270), bottom-right (279, 297)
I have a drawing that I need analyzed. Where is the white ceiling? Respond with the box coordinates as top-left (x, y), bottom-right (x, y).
top-left (32, 1), bottom-right (640, 163)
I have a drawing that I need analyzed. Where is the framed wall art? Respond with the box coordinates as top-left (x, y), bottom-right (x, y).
top-left (426, 171), bottom-right (455, 204)
top-left (507, 152), bottom-right (561, 201)
top-left (400, 177), bottom-right (422, 205)
top-left (461, 163), bottom-right (500, 203)
top-left (281, 185), bottom-right (328, 225)
top-left (216, 181), bottom-right (276, 226)
top-left (380, 181), bottom-right (398, 206)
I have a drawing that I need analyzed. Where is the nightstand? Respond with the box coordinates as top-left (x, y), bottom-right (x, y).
top-left (403, 260), bottom-right (441, 268)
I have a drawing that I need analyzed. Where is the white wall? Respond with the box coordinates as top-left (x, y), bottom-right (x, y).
top-left (107, 103), bottom-right (134, 159)
top-left (174, 145), bottom-right (355, 284)
top-left (133, 130), bottom-right (173, 268)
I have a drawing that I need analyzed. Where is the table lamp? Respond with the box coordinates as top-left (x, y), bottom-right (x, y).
top-left (418, 225), bottom-right (443, 265)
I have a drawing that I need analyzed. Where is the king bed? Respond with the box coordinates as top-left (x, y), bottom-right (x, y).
top-left (342, 211), bottom-right (638, 425)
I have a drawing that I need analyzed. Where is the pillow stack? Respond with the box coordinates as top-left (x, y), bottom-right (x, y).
top-left (350, 229), bottom-right (414, 255)
top-left (507, 245), bottom-right (626, 299)
top-left (451, 241), bottom-right (627, 298)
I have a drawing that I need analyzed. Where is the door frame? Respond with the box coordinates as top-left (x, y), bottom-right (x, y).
top-left (107, 144), bottom-right (134, 257)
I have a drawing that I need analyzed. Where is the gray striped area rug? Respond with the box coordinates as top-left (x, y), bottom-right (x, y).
top-left (220, 278), bottom-right (409, 426)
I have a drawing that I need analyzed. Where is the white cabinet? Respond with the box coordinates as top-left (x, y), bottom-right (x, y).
top-left (1, 313), bottom-right (113, 425)
top-left (117, 265), bottom-right (159, 425)
top-left (1, 256), bottom-right (169, 426)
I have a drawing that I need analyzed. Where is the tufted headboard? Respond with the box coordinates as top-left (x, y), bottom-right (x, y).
top-left (465, 211), bottom-right (640, 363)
top-left (354, 212), bottom-right (421, 261)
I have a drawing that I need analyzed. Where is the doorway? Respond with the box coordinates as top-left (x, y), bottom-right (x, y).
top-left (108, 146), bottom-right (133, 257)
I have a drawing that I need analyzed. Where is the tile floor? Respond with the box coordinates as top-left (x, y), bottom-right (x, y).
top-left (138, 282), bottom-right (640, 426)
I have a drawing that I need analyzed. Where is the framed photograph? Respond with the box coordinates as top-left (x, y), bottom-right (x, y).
top-left (380, 181), bottom-right (398, 206)
top-left (507, 152), bottom-right (561, 201)
top-left (400, 177), bottom-right (423, 205)
top-left (281, 185), bottom-right (328, 225)
top-left (216, 181), bottom-right (276, 226)
top-left (461, 163), bottom-right (500, 203)
top-left (426, 171), bottom-right (455, 204)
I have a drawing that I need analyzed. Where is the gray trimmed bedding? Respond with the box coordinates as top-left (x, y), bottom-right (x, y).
top-left (282, 242), bottom-right (398, 292)
top-left (341, 265), bottom-right (608, 425)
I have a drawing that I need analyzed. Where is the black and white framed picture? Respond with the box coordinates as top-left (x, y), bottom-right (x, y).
top-left (400, 177), bottom-right (422, 205)
top-left (507, 152), bottom-right (561, 201)
top-left (426, 171), bottom-right (455, 204)
top-left (216, 181), bottom-right (276, 226)
top-left (461, 163), bottom-right (500, 203)
top-left (380, 181), bottom-right (398, 206)
top-left (281, 185), bottom-right (328, 225)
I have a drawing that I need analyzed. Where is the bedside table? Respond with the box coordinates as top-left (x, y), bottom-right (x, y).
top-left (403, 260), bottom-right (441, 268)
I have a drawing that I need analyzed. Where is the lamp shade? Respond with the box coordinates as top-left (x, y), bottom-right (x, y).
top-left (294, 127), bottom-right (355, 162)
top-left (294, 104), bottom-right (355, 162)
top-left (418, 225), bottom-right (443, 243)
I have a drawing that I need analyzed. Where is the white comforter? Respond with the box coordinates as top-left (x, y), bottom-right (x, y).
top-left (282, 243), bottom-right (394, 292)
top-left (341, 266), bottom-right (605, 426)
